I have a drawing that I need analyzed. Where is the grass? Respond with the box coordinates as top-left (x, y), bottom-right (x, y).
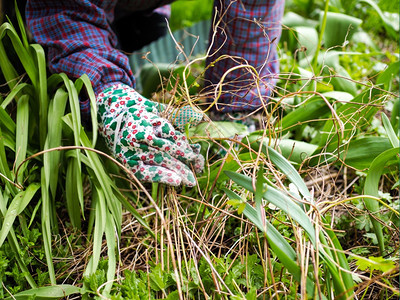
top-left (0, 0), bottom-right (398, 299)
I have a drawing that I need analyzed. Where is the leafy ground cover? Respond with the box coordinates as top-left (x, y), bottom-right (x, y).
top-left (0, 0), bottom-right (398, 299)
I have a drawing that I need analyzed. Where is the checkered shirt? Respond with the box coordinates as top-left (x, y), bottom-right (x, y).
top-left (26, 0), bottom-right (284, 113)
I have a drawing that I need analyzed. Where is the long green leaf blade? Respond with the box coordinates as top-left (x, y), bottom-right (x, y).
top-left (224, 188), bottom-right (317, 296)
top-left (41, 168), bottom-right (56, 284)
top-left (44, 88), bottom-right (68, 198)
top-left (74, 74), bottom-right (98, 147)
top-left (7, 284), bottom-right (81, 299)
top-left (0, 23), bottom-right (37, 85)
top-left (30, 44), bottom-right (48, 148)
top-left (381, 113), bottom-right (399, 148)
top-left (0, 183), bottom-right (40, 247)
top-left (0, 106), bottom-right (16, 134)
top-left (364, 147), bottom-right (399, 254)
top-left (0, 83), bottom-right (31, 109)
top-left (65, 158), bottom-right (83, 229)
top-left (15, 95), bottom-right (29, 183)
top-left (262, 145), bottom-right (312, 201)
top-left (225, 170), bottom-right (316, 244)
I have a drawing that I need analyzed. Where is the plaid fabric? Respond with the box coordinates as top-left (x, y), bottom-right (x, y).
top-left (26, 0), bottom-right (284, 113)
top-left (26, 0), bottom-right (135, 98)
top-left (205, 0), bottom-right (285, 112)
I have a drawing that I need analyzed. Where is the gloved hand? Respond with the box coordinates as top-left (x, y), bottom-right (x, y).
top-left (97, 83), bottom-right (204, 187)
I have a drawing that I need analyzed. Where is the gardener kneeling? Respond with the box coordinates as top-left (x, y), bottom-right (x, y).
top-left (24, 0), bottom-right (284, 186)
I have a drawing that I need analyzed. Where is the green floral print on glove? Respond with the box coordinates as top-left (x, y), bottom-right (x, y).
top-left (97, 83), bottom-right (204, 187)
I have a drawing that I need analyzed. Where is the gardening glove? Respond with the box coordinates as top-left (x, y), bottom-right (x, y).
top-left (97, 83), bottom-right (204, 187)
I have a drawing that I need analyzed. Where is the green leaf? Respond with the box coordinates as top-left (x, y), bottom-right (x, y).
top-left (15, 95), bottom-right (29, 183)
top-left (311, 136), bottom-right (393, 170)
top-left (246, 287), bottom-right (257, 300)
top-left (279, 139), bottom-right (318, 164)
top-left (0, 148), bottom-right (36, 289)
top-left (360, 0), bottom-right (399, 39)
top-left (381, 113), bottom-right (399, 148)
top-left (189, 121), bottom-right (248, 139)
top-left (317, 51), bottom-right (359, 95)
top-left (0, 183), bottom-right (40, 247)
top-left (40, 167), bottom-right (56, 285)
top-left (30, 43), bottom-right (48, 148)
top-left (0, 127), bottom-right (15, 193)
top-left (341, 137), bottom-right (393, 170)
top-left (237, 203), bottom-right (246, 215)
top-left (63, 132), bottom-right (153, 238)
top-left (0, 106), bottom-right (16, 134)
top-left (165, 290), bottom-right (179, 300)
top-left (0, 23), bottom-right (37, 86)
top-left (149, 264), bottom-right (167, 291)
top-left (255, 165), bottom-right (266, 228)
top-left (282, 12), bottom-right (318, 28)
top-left (65, 158), bottom-right (83, 229)
top-left (332, 67), bottom-right (358, 95)
top-left (317, 87), bottom-right (381, 149)
top-left (75, 74), bottom-right (98, 147)
top-left (7, 284), bottom-right (81, 299)
top-left (321, 12), bottom-right (362, 48)
top-left (14, 0), bottom-right (29, 50)
top-left (391, 94), bottom-right (399, 129)
top-left (294, 26), bottom-right (319, 59)
top-left (58, 74), bottom-right (82, 173)
top-left (167, 65), bottom-right (199, 95)
top-left (276, 97), bottom-right (330, 135)
top-left (322, 91), bottom-right (354, 103)
top-left (364, 147), bottom-right (400, 254)
top-left (352, 30), bottom-right (377, 50)
top-left (44, 88), bottom-right (68, 199)
top-left (223, 187), bottom-right (317, 296)
top-left (257, 144), bottom-right (312, 201)
top-left (225, 171), bottom-right (316, 243)
top-left (376, 61), bottom-right (400, 91)
top-left (225, 154), bottom-right (354, 299)
top-left (0, 83), bottom-right (31, 109)
top-left (246, 135), bottom-right (318, 165)
top-left (226, 199), bottom-right (242, 206)
top-left (197, 152), bottom-right (249, 185)
top-left (104, 211), bottom-right (117, 294)
top-left (84, 183), bottom-right (106, 277)
top-left (281, 12), bottom-right (318, 53)
top-left (355, 256), bottom-right (396, 273)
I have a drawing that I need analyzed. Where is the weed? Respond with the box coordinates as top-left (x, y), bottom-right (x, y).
top-left (0, 1), bottom-right (399, 299)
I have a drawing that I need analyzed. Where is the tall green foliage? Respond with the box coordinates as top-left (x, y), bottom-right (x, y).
top-left (0, 12), bottom-right (152, 298)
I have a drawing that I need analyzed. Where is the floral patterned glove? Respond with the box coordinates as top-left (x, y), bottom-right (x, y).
top-left (97, 83), bottom-right (204, 187)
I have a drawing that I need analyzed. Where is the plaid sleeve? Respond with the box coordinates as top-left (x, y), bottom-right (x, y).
top-left (25, 0), bottom-right (135, 96)
top-left (205, 0), bottom-right (285, 112)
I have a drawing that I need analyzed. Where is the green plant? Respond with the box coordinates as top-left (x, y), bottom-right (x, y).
top-left (362, 113), bottom-right (399, 254)
top-left (0, 9), bottom-right (152, 298)
top-left (224, 146), bottom-right (354, 299)
top-left (0, 1), bottom-right (398, 299)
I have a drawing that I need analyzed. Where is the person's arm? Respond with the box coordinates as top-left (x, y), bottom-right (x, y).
top-left (26, 0), bottom-right (133, 95)
top-left (26, 0), bottom-right (204, 186)
top-left (205, 0), bottom-right (285, 113)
